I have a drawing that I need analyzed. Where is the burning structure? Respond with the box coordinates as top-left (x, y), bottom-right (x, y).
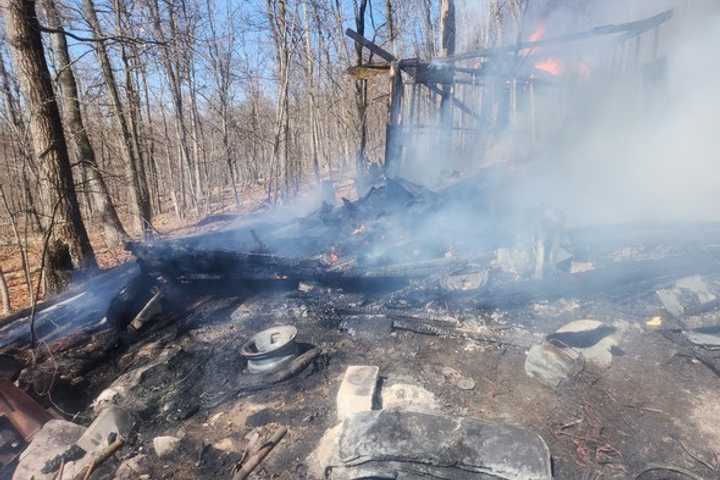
top-left (2, 1), bottom-right (720, 480)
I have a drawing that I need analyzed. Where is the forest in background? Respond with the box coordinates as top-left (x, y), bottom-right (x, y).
top-left (0, 0), bottom-right (594, 315)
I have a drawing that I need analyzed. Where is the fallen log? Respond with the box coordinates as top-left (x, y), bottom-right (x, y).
top-left (129, 242), bottom-right (333, 282)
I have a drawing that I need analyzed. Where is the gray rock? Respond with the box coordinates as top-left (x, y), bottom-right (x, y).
top-left (549, 319), bottom-right (619, 369)
top-left (328, 410), bottom-right (552, 480)
top-left (13, 420), bottom-right (88, 480)
top-left (153, 436), bottom-right (180, 458)
top-left (525, 343), bottom-right (581, 388)
top-left (657, 275), bottom-right (716, 317)
top-left (76, 406), bottom-right (134, 453)
top-left (336, 366), bottom-right (379, 421)
top-left (115, 454), bottom-right (151, 480)
top-left (686, 329), bottom-right (720, 348)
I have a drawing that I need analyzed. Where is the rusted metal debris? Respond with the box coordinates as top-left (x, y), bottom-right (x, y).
top-left (0, 378), bottom-right (53, 442)
top-left (240, 326), bottom-right (299, 374)
top-left (0, 378), bottom-right (54, 469)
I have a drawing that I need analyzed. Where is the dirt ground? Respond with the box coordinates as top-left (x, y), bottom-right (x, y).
top-left (52, 276), bottom-right (720, 480)
top-left (5, 180), bottom-right (720, 479)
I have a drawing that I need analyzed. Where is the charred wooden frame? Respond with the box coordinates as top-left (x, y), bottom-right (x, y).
top-left (345, 8), bottom-right (674, 171)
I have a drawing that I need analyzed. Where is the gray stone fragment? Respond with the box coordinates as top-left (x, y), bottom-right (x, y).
top-left (549, 319), bottom-right (619, 368)
top-left (153, 436), bottom-right (180, 458)
top-left (115, 454), bottom-right (151, 480)
top-left (686, 329), bottom-right (720, 348)
top-left (657, 276), bottom-right (717, 317)
top-left (329, 410), bottom-right (552, 480)
top-left (336, 366), bottom-right (379, 421)
top-left (525, 343), bottom-right (580, 388)
top-left (13, 420), bottom-right (89, 480)
top-left (76, 406), bottom-right (134, 453)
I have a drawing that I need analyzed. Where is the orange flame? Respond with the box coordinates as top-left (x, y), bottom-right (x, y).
top-left (535, 58), bottom-right (564, 76)
top-left (528, 24), bottom-right (545, 43)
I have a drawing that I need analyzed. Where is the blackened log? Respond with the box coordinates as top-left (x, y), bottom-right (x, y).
top-left (129, 242), bottom-right (334, 282)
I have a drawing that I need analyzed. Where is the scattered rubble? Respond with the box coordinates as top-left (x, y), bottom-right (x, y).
top-left (3, 176), bottom-right (720, 479)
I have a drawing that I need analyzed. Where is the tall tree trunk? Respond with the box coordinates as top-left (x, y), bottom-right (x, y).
top-left (385, 0), bottom-right (395, 53)
top-left (43, 0), bottom-right (129, 247)
top-left (421, 0), bottom-right (436, 59)
top-left (4, 0), bottom-right (97, 288)
top-left (83, 0), bottom-right (152, 236)
top-left (147, 0), bottom-right (196, 211)
top-left (5, 0), bottom-right (97, 292)
top-left (0, 266), bottom-right (10, 316)
top-left (265, 0), bottom-right (291, 200)
top-left (353, 0), bottom-right (369, 176)
top-left (439, 0), bottom-right (455, 126)
top-left (302, 0), bottom-right (320, 181)
top-left (0, 49), bottom-right (43, 232)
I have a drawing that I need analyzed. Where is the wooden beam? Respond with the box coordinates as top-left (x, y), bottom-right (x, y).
top-left (345, 28), bottom-right (395, 63)
top-left (436, 9), bottom-right (674, 63)
top-left (345, 63), bottom-right (390, 80)
top-left (384, 62), bottom-right (404, 170)
top-left (345, 28), bottom-right (481, 120)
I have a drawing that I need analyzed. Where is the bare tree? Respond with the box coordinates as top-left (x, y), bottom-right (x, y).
top-left (0, 265), bottom-right (10, 316)
top-left (83, 0), bottom-right (153, 236)
top-left (43, 0), bottom-right (129, 247)
top-left (353, 0), bottom-right (369, 175)
top-left (3, 0), bottom-right (97, 293)
top-left (265, 0), bottom-right (292, 199)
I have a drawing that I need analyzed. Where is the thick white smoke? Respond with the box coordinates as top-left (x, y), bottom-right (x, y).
top-left (398, 0), bottom-right (720, 228)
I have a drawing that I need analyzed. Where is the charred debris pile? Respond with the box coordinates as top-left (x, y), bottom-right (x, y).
top-left (3, 174), bottom-right (720, 479)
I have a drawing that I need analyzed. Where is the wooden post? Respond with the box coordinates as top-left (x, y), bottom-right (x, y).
top-left (439, 0), bottom-right (455, 127)
top-left (652, 26), bottom-right (660, 60)
top-left (529, 76), bottom-right (537, 146)
top-left (384, 62), bottom-right (404, 171)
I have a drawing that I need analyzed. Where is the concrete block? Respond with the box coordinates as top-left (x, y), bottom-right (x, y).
top-left (336, 366), bottom-right (379, 421)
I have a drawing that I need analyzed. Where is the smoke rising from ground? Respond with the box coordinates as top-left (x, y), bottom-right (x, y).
top-left (400, 1), bottom-right (720, 229)
top-left (524, 1), bottom-right (720, 226)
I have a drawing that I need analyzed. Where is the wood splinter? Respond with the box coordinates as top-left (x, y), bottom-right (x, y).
top-left (232, 427), bottom-right (287, 480)
top-left (72, 436), bottom-right (125, 480)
